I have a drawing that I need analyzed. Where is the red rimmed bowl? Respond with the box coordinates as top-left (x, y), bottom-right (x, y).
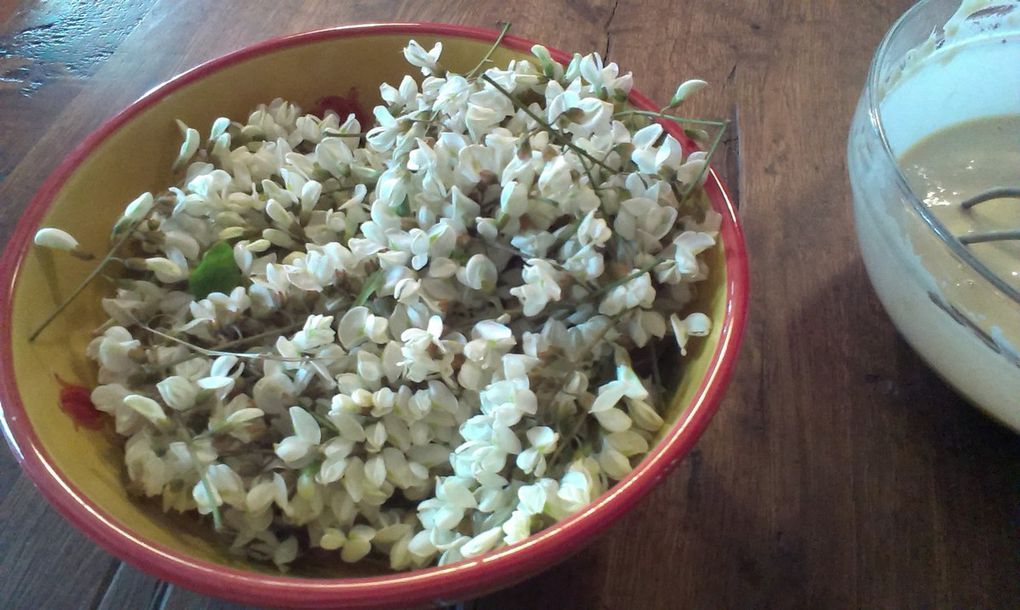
top-left (0, 23), bottom-right (748, 609)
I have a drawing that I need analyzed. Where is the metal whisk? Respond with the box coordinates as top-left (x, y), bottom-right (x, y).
top-left (957, 187), bottom-right (1020, 245)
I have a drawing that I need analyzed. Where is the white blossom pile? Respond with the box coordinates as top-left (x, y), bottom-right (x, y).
top-left (48, 40), bottom-right (722, 570)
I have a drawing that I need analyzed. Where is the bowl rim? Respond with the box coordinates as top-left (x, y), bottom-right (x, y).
top-left (0, 22), bottom-right (749, 609)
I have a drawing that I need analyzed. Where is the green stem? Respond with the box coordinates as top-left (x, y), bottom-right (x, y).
top-left (148, 295), bottom-right (352, 372)
top-left (322, 131), bottom-right (370, 138)
top-left (354, 268), bottom-right (384, 306)
top-left (417, 28), bottom-right (526, 132)
top-left (487, 238), bottom-right (542, 262)
top-left (137, 322), bottom-right (322, 365)
top-left (575, 146), bottom-right (603, 194)
top-left (152, 320), bottom-right (309, 371)
top-left (547, 413), bottom-right (589, 469)
top-left (588, 258), bottom-right (661, 300)
top-left (613, 109), bottom-right (726, 127)
top-left (140, 324), bottom-right (262, 359)
top-left (545, 319), bottom-right (618, 468)
top-left (680, 120), bottom-right (728, 199)
top-left (310, 410), bottom-right (341, 434)
top-left (187, 444), bottom-right (223, 532)
top-left (648, 340), bottom-right (662, 389)
top-left (214, 321), bottom-right (307, 350)
top-left (408, 116), bottom-right (443, 128)
top-left (480, 74), bottom-right (615, 173)
top-left (486, 240), bottom-right (596, 291)
top-left (29, 208), bottom-right (157, 342)
top-left (467, 22), bottom-right (512, 79)
top-left (550, 221), bottom-right (581, 252)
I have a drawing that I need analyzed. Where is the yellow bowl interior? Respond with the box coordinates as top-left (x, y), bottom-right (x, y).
top-left (9, 31), bottom-right (730, 578)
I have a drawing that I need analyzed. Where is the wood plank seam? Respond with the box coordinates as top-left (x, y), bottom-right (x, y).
top-left (604, 0), bottom-right (622, 58)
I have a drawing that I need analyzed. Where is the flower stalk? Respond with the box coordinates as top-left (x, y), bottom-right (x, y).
top-left (30, 205), bottom-right (159, 342)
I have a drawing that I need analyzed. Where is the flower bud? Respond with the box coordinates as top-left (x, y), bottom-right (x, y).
top-left (263, 228), bottom-right (297, 249)
top-left (219, 226), bottom-right (245, 240)
top-left (209, 116), bottom-right (231, 140)
top-left (265, 199), bottom-right (294, 228)
top-left (173, 120), bottom-right (200, 170)
top-left (224, 407), bottom-right (265, 427)
top-left (145, 257), bottom-right (188, 283)
top-left (320, 528), bottom-right (347, 550)
top-left (156, 376), bottom-right (198, 410)
top-left (458, 254), bottom-right (498, 291)
top-left (531, 44), bottom-right (559, 78)
top-left (122, 192), bottom-right (155, 223)
top-left (124, 394), bottom-right (169, 427)
top-left (33, 227), bottom-right (79, 252)
top-left (668, 79), bottom-right (709, 107)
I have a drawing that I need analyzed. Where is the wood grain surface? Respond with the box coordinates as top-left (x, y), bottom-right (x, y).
top-left (1, 1), bottom-right (1017, 608)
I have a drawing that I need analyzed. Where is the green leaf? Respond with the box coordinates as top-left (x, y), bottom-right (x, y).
top-left (188, 241), bottom-right (242, 299)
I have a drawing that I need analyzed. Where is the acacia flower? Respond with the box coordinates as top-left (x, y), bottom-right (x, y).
top-left (510, 259), bottom-right (563, 316)
top-left (403, 40), bottom-right (443, 76)
top-left (670, 312), bottom-right (712, 355)
top-left (275, 406), bottom-right (322, 465)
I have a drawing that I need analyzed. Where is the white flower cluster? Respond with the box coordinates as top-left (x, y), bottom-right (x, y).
top-left (73, 40), bottom-right (720, 570)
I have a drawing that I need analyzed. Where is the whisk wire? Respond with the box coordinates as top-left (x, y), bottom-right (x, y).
top-left (958, 186), bottom-right (1020, 244)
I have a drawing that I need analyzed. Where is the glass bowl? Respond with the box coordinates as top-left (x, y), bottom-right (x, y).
top-left (848, 0), bottom-right (1020, 431)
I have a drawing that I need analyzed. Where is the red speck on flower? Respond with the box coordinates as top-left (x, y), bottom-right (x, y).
top-left (312, 88), bottom-right (370, 128)
top-left (55, 375), bottom-right (104, 430)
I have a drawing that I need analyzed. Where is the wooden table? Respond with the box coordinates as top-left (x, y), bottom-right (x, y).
top-left (1, 1), bottom-right (1017, 608)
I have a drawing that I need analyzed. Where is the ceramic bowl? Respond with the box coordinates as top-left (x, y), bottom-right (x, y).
top-left (0, 23), bottom-right (748, 609)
